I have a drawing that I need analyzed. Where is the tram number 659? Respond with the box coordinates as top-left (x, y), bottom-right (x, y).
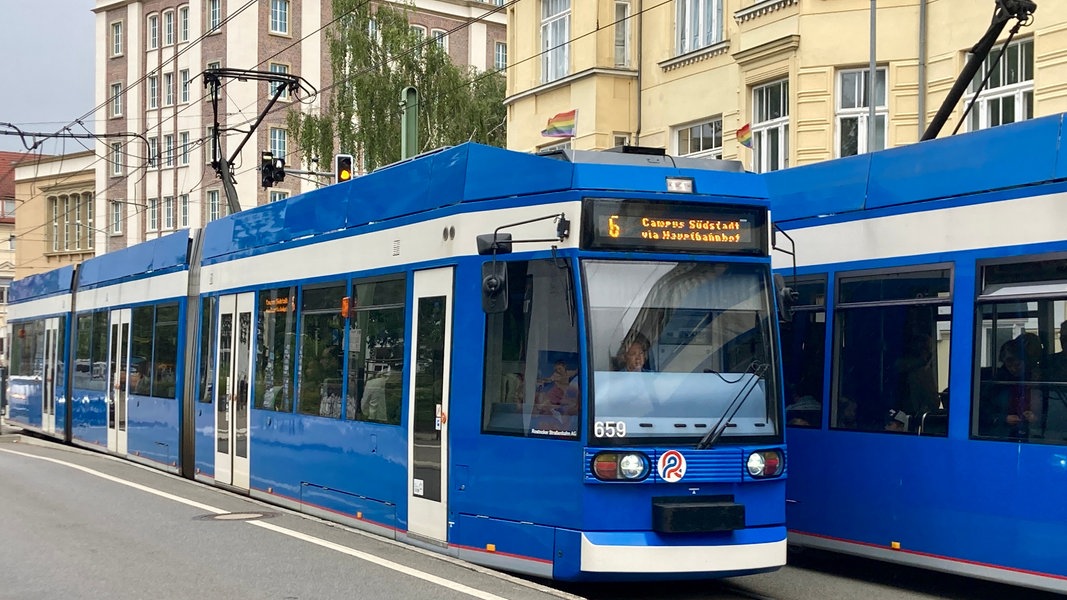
top-left (594, 421), bottom-right (627, 438)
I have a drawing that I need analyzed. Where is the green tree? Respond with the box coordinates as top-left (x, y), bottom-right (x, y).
top-left (288, 0), bottom-right (507, 173)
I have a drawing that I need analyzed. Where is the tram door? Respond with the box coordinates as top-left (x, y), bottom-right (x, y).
top-left (214, 293), bottom-right (253, 490)
top-left (407, 267), bottom-right (454, 543)
top-left (42, 317), bottom-right (60, 434)
top-left (106, 309), bottom-right (131, 454)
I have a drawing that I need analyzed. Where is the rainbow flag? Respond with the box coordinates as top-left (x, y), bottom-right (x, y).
top-left (737, 123), bottom-right (753, 148)
top-left (541, 109), bottom-right (577, 138)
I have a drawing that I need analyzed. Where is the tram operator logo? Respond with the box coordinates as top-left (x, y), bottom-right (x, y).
top-left (657, 449), bottom-right (687, 482)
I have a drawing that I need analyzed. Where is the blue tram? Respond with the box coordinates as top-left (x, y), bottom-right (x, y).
top-left (768, 113), bottom-right (1067, 593)
top-left (7, 143), bottom-right (788, 581)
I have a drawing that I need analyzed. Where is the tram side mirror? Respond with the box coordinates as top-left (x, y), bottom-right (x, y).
top-left (482, 261), bottom-right (509, 313)
top-left (774, 273), bottom-right (798, 323)
top-left (477, 233), bottom-right (513, 256)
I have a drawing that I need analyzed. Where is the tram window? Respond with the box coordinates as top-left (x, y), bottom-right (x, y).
top-left (151, 304), bottom-right (179, 398)
top-left (297, 282), bottom-right (346, 419)
top-left (197, 297), bottom-right (216, 404)
top-left (75, 313), bottom-right (110, 392)
top-left (973, 262), bottom-right (1067, 445)
top-left (11, 319), bottom-right (42, 377)
top-left (131, 306), bottom-right (155, 396)
top-left (346, 277), bottom-right (405, 425)
top-left (481, 260), bottom-right (580, 439)
top-left (91, 311), bottom-right (108, 386)
top-left (256, 286), bottom-right (297, 412)
top-left (834, 269), bottom-right (951, 435)
top-left (781, 277), bottom-right (827, 428)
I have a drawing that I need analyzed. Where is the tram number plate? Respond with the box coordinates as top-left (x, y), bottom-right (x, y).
top-left (594, 421), bottom-right (627, 438)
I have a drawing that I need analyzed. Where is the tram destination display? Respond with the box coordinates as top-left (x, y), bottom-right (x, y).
top-left (582, 198), bottom-right (766, 254)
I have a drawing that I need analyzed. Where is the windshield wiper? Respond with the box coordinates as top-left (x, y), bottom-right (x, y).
top-left (696, 361), bottom-right (769, 450)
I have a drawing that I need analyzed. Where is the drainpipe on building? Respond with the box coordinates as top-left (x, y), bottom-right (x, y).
top-left (918, 0), bottom-right (928, 139)
top-left (633, 0), bottom-right (643, 146)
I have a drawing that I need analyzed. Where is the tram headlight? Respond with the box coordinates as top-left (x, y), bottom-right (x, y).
top-left (746, 449), bottom-right (784, 478)
top-left (592, 452), bottom-right (650, 481)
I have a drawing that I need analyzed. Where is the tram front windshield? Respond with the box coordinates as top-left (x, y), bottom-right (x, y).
top-left (585, 260), bottom-right (779, 445)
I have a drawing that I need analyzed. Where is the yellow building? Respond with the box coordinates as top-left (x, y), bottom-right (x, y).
top-left (13, 152), bottom-right (97, 280)
top-left (505, 0), bottom-right (1063, 170)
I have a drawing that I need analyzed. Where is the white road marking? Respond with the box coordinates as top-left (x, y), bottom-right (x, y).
top-left (0, 447), bottom-right (512, 600)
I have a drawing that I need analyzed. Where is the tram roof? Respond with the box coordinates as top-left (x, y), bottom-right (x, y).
top-left (75, 230), bottom-right (192, 289)
top-left (766, 113), bottom-right (1067, 223)
top-left (10, 265), bottom-right (75, 304)
top-left (201, 142), bottom-right (766, 261)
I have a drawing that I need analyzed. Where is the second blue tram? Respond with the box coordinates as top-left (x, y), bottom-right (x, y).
top-left (769, 114), bottom-right (1067, 593)
top-left (7, 143), bottom-right (787, 581)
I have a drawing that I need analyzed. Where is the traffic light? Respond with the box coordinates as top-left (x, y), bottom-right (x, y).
top-left (260, 151), bottom-right (286, 188)
top-left (335, 153), bottom-right (354, 184)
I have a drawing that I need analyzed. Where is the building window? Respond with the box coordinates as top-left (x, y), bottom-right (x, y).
top-left (148, 137), bottom-right (159, 168)
top-left (208, 0), bottom-right (221, 32)
top-left (179, 6), bottom-right (189, 42)
top-left (179, 194), bottom-right (189, 227)
top-left (541, 0), bottom-right (570, 83)
top-left (148, 75), bottom-right (159, 109)
top-left (110, 200), bottom-right (123, 234)
top-left (676, 0), bottom-right (723, 55)
top-left (752, 79), bottom-right (789, 173)
top-left (269, 190), bottom-right (289, 203)
top-left (180, 131), bottom-right (191, 165)
top-left (494, 42), bottom-right (507, 71)
top-left (148, 14), bottom-right (159, 49)
top-left (431, 29), bottom-right (448, 53)
top-left (163, 134), bottom-right (175, 167)
top-left (110, 142), bottom-right (123, 176)
top-left (163, 196), bottom-right (175, 229)
top-left (110, 83), bottom-right (123, 117)
top-left (208, 190), bottom-right (221, 221)
top-left (206, 61), bottom-right (221, 102)
top-left (163, 11), bottom-right (175, 45)
top-left (615, 1), bottom-right (631, 67)
top-left (86, 193), bottom-right (95, 249)
top-left (111, 21), bottom-right (123, 56)
top-left (268, 63), bottom-right (289, 99)
top-left (834, 269), bottom-right (951, 435)
top-left (837, 67), bottom-right (887, 157)
top-left (676, 117), bottom-right (722, 158)
top-left (180, 69), bottom-right (190, 103)
top-left (269, 127), bottom-right (287, 161)
top-left (147, 198), bottom-right (159, 231)
top-left (782, 277), bottom-right (827, 429)
top-left (968, 38), bottom-right (1034, 132)
top-left (270, 0), bottom-right (289, 34)
top-left (410, 25), bottom-right (427, 53)
top-left (163, 72), bottom-right (174, 106)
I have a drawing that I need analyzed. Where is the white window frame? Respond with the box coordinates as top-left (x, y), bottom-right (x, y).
top-left (270, 0), bottom-right (289, 34)
top-left (110, 143), bottom-right (123, 176)
top-left (675, 116), bottom-right (723, 158)
top-left (269, 190), bottom-right (290, 203)
top-left (179, 6), bottom-right (189, 42)
top-left (110, 200), bottom-right (123, 234)
top-left (179, 194), bottom-right (189, 227)
top-left (163, 134), bottom-right (175, 167)
top-left (148, 198), bottom-right (159, 231)
top-left (541, 0), bottom-right (570, 84)
top-left (148, 75), bottom-right (159, 109)
top-left (676, 0), bottom-right (723, 55)
top-left (206, 61), bottom-right (221, 102)
top-left (111, 21), bottom-right (124, 56)
top-left (208, 0), bottom-right (221, 32)
top-left (148, 14), bottom-right (159, 49)
top-left (431, 29), bottom-right (448, 53)
top-left (269, 127), bottom-right (287, 161)
top-left (163, 72), bottom-right (174, 106)
top-left (148, 137), bottom-right (159, 168)
top-left (180, 69), bottom-right (190, 103)
top-left (752, 79), bottom-right (789, 173)
top-left (163, 196), bottom-right (175, 229)
top-left (269, 63), bottom-right (290, 100)
top-left (968, 38), bottom-right (1034, 132)
top-left (208, 190), bottom-right (221, 221)
top-left (180, 131), bottom-right (191, 165)
top-left (163, 10), bottom-right (175, 46)
top-left (836, 67), bottom-right (887, 158)
top-left (494, 42), bottom-right (507, 71)
top-left (615, 1), bottom-right (631, 67)
top-left (110, 82), bottom-right (123, 117)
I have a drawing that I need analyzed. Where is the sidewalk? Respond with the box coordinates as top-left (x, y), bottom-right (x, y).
top-left (0, 416), bottom-right (22, 440)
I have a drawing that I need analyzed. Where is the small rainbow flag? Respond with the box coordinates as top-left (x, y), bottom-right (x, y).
top-left (541, 109), bottom-right (577, 138)
top-left (737, 123), bottom-right (753, 148)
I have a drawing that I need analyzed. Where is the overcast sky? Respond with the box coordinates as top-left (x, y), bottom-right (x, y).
top-left (0, 0), bottom-right (96, 153)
